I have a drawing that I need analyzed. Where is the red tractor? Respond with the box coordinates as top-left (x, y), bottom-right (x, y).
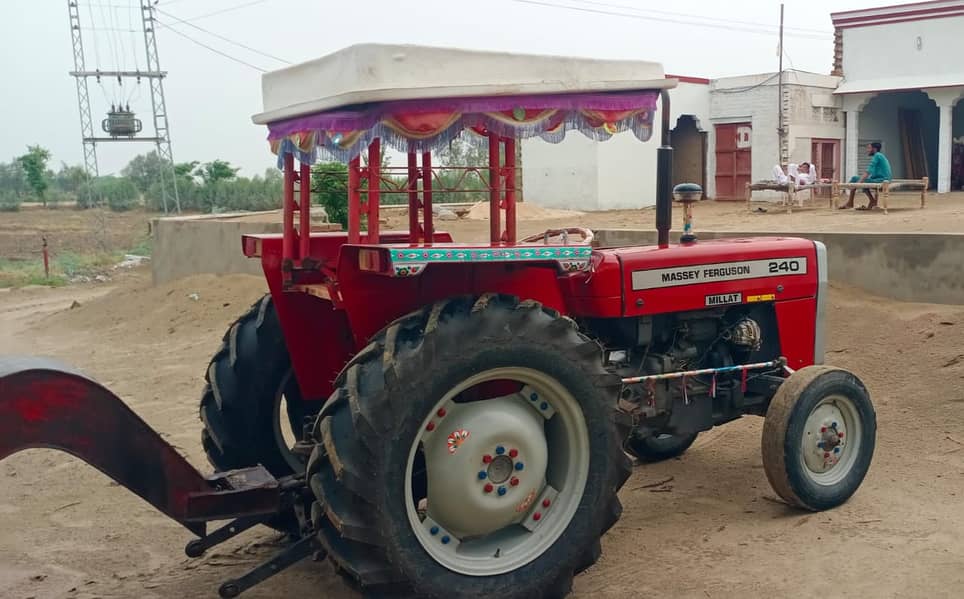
top-left (1, 45), bottom-right (876, 599)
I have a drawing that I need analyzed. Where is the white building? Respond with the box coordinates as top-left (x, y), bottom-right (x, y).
top-left (832, 1), bottom-right (964, 193)
top-left (521, 76), bottom-right (711, 210)
top-left (522, 71), bottom-right (844, 207)
top-left (523, 0), bottom-right (964, 210)
top-left (708, 71), bottom-right (844, 199)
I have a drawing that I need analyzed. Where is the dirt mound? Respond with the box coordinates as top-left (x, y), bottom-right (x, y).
top-left (39, 272), bottom-right (269, 342)
top-left (465, 201), bottom-right (585, 221)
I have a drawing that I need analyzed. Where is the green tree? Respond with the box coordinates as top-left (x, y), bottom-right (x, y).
top-left (122, 151), bottom-right (168, 193)
top-left (195, 160), bottom-right (240, 185)
top-left (53, 163), bottom-right (89, 195)
top-left (0, 159), bottom-right (27, 199)
top-left (311, 162), bottom-right (349, 227)
top-left (79, 176), bottom-right (140, 211)
top-left (175, 160), bottom-right (200, 178)
top-left (18, 146), bottom-right (51, 206)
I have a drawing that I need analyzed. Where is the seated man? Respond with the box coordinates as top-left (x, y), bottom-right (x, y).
top-left (771, 162), bottom-right (815, 186)
top-left (841, 142), bottom-right (892, 210)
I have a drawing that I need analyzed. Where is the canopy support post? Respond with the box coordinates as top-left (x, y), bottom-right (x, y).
top-left (348, 155), bottom-right (361, 244)
top-left (488, 132), bottom-right (502, 244)
top-left (422, 151), bottom-right (434, 242)
top-left (365, 138), bottom-right (382, 244)
top-left (407, 151), bottom-right (420, 244)
top-left (503, 137), bottom-right (517, 244)
top-left (282, 153), bottom-right (296, 263)
top-left (298, 161), bottom-right (311, 260)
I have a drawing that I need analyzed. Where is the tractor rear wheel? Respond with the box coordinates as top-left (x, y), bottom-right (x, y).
top-left (625, 432), bottom-right (698, 462)
top-left (761, 366), bottom-right (876, 511)
top-left (199, 294), bottom-right (311, 479)
top-left (307, 295), bottom-right (630, 598)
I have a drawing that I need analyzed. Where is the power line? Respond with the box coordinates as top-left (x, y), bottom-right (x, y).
top-left (156, 7), bottom-right (292, 64)
top-left (173, 0), bottom-right (271, 23)
top-left (154, 18), bottom-right (268, 72)
top-left (511, 0), bottom-right (832, 40)
top-left (561, 0), bottom-right (832, 35)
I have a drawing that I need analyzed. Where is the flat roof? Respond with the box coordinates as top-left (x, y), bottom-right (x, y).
top-left (831, 0), bottom-right (964, 29)
top-left (253, 44), bottom-right (674, 124)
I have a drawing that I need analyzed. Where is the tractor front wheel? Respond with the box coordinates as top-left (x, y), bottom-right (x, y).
top-left (761, 366), bottom-right (876, 511)
top-left (308, 295), bottom-right (630, 598)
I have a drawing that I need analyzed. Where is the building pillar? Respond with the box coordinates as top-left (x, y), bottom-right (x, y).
top-left (845, 109), bottom-right (859, 178)
top-left (937, 102), bottom-right (953, 193)
top-left (925, 87), bottom-right (964, 194)
top-left (841, 93), bottom-right (874, 180)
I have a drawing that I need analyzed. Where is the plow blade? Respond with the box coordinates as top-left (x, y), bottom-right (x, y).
top-left (0, 357), bottom-right (283, 538)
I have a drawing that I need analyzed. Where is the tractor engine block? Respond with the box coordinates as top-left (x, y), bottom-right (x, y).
top-left (584, 307), bottom-right (774, 437)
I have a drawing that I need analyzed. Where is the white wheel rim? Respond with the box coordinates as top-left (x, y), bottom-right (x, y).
top-left (799, 394), bottom-right (862, 486)
top-left (272, 371), bottom-right (303, 472)
top-left (404, 367), bottom-right (590, 576)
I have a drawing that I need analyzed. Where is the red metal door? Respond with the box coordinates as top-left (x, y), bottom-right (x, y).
top-left (714, 123), bottom-right (752, 200)
top-left (810, 138), bottom-right (840, 198)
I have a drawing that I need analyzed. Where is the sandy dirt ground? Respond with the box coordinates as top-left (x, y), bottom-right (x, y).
top-left (3, 198), bottom-right (964, 598)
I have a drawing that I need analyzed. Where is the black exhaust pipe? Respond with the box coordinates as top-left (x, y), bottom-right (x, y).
top-left (655, 89), bottom-right (673, 249)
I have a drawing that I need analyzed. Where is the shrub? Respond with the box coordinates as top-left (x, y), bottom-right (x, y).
top-left (0, 190), bottom-right (22, 212)
top-left (311, 162), bottom-right (348, 227)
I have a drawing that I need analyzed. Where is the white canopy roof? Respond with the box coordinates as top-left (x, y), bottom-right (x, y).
top-left (253, 44), bottom-right (673, 124)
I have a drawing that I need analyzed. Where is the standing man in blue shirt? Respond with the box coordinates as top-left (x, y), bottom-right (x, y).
top-left (841, 142), bottom-right (893, 210)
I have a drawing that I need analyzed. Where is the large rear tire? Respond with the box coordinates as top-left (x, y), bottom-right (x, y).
top-left (307, 294), bottom-right (631, 598)
top-left (199, 294), bottom-right (311, 479)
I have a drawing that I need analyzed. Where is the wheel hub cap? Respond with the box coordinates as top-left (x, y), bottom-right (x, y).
top-left (800, 395), bottom-right (862, 486)
top-left (420, 392), bottom-right (549, 538)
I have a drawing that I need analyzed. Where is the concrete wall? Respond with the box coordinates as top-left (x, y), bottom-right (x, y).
top-left (593, 228), bottom-right (964, 305)
top-left (842, 15), bottom-right (964, 85)
top-left (152, 215), bottom-right (282, 285)
top-left (521, 80), bottom-right (710, 210)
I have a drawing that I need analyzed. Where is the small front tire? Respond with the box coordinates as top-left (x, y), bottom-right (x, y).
top-left (761, 366), bottom-right (876, 511)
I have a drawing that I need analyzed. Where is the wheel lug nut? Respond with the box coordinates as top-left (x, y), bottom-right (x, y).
top-left (496, 446), bottom-right (505, 455)
top-left (542, 499), bottom-right (551, 508)
top-left (820, 426), bottom-right (827, 433)
top-left (540, 402), bottom-right (549, 411)
top-left (484, 483), bottom-right (494, 493)
top-left (497, 486), bottom-right (507, 496)
top-left (838, 432), bottom-right (844, 438)
top-left (509, 477), bottom-right (519, 486)
top-left (441, 535), bottom-right (450, 544)
top-left (426, 422), bottom-right (436, 432)
top-left (530, 392), bottom-right (538, 401)
top-left (824, 452), bottom-right (830, 458)
top-left (482, 454), bottom-right (493, 464)
top-left (509, 449), bottom-right (518, 458)
top-left (478, 471), bottom-right (487, 480)
top-left (515, 462), bottom-right (524, 471)
top-left (834, 447), bottom-right (840, 454)
top-left (533, 512), bottom-right (542, 521)
top-left (437, 408), bottom-right (447, 418)
top-left (430, 526), bottom-right (439, 535)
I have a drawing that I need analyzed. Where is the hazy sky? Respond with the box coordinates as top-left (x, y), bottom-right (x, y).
top-left (1, 0), bottom-right (883, 176)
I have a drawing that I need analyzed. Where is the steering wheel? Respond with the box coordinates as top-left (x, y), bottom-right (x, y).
top-left (520, 227), bottom-right (594, 246)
